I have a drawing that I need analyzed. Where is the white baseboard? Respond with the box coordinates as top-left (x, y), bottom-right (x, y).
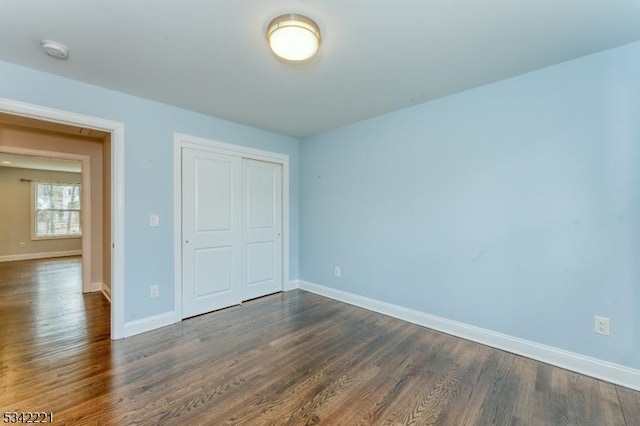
top-left (0, 250), bottom-right (82, 262)
top-left (101, 283), bottom-right (111, 303)
top-left (284, 279), bottom-right (300, 291)
top-left (123, 311), bottom-right (177, 338)
top-left (298, 280), bottom-right (640, 391)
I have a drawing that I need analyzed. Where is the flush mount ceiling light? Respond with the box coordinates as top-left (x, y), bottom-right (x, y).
top-left (41, 40), bottom-right (69, 60)
top-left (266, 14), bottom-right (321, 62)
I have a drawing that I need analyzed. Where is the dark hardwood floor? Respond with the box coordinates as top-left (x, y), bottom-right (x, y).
top-left (1, 257), bottom-right (639, 425)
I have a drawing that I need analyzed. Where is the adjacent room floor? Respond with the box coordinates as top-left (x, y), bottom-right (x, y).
top-left (1, 257), bottom-right (639, 424)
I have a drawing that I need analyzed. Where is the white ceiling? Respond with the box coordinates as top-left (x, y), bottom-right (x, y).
top-left (0, 152), bottom-right (81, 173)
top-left (0, 1), bottom-right (639, 138)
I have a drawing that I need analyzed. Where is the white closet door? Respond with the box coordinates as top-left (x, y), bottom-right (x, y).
top-left (242, 159), bottom-right (283, 300)
top-left (182, 148), bottom-right (242, 318)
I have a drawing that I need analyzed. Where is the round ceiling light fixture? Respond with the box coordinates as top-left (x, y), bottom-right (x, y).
top-left (41, 40), bottom-right (69, 60)
top-left (266, 14), bottom-right (321, 62)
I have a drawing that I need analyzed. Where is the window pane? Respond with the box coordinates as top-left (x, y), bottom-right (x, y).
top-left (36, 183), bottom-right (81, 210)
top-left (37, 184), bottom-right (52, 209)
top-left (34, 182), bottom-right (82, 238)
top-left (35, 210), bottom-right (81, 237)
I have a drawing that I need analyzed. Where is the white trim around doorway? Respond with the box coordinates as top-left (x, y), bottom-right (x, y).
top-left (173, 132), bottom-right (290, 322)
top-left (0, 98), bottom-right (126, 339)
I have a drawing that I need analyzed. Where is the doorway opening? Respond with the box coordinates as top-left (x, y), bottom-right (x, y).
top-left (0, 147), bottom-right (92, 284)
top-left (0, 99), bottom-right (125, 339)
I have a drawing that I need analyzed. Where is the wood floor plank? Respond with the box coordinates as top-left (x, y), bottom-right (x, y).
top-left (595, 381), bottom-right (627, 426)
top-left (618, 385), bottom-right (640, 425)
top-left (380, 340), bottom-right (482, 425)
top-left (507, 356), bottom-right (538, 425)
top-left (2, 257), bottom-right (639, 425)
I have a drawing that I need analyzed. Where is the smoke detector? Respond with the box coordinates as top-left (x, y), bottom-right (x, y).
top-left (41, 40), bottom-right (69, 59)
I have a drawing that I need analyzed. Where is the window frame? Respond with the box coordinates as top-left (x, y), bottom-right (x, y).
top-left (31, 181), bottom-right (83, 240)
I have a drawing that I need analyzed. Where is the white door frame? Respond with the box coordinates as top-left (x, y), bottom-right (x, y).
top-left (0, 145), bottom-right (92, 291)
top-left (173, 132), bottom-right (290, 321)
top-left (0, 98), bottom-right (126, 339)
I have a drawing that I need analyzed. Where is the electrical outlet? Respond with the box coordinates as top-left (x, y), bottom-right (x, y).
top-left (150, 214), bottom-right (159, 227)
top-left (19, 241), bottom-right (25, 248)
top-left (150, 285), bottom-right (159, 298)
top-left (334, 266), bottom-right (341, 278)
top-left (594, 316), bottom-right (610, 336)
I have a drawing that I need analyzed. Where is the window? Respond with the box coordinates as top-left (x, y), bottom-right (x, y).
top-left (32, 182), bottom-right (82, 239)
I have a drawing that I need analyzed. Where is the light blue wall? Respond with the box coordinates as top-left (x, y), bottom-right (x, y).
top-left (301, 41), bottom-right (640, 369)
top-left (0, 61), bottom-right (299, 322)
